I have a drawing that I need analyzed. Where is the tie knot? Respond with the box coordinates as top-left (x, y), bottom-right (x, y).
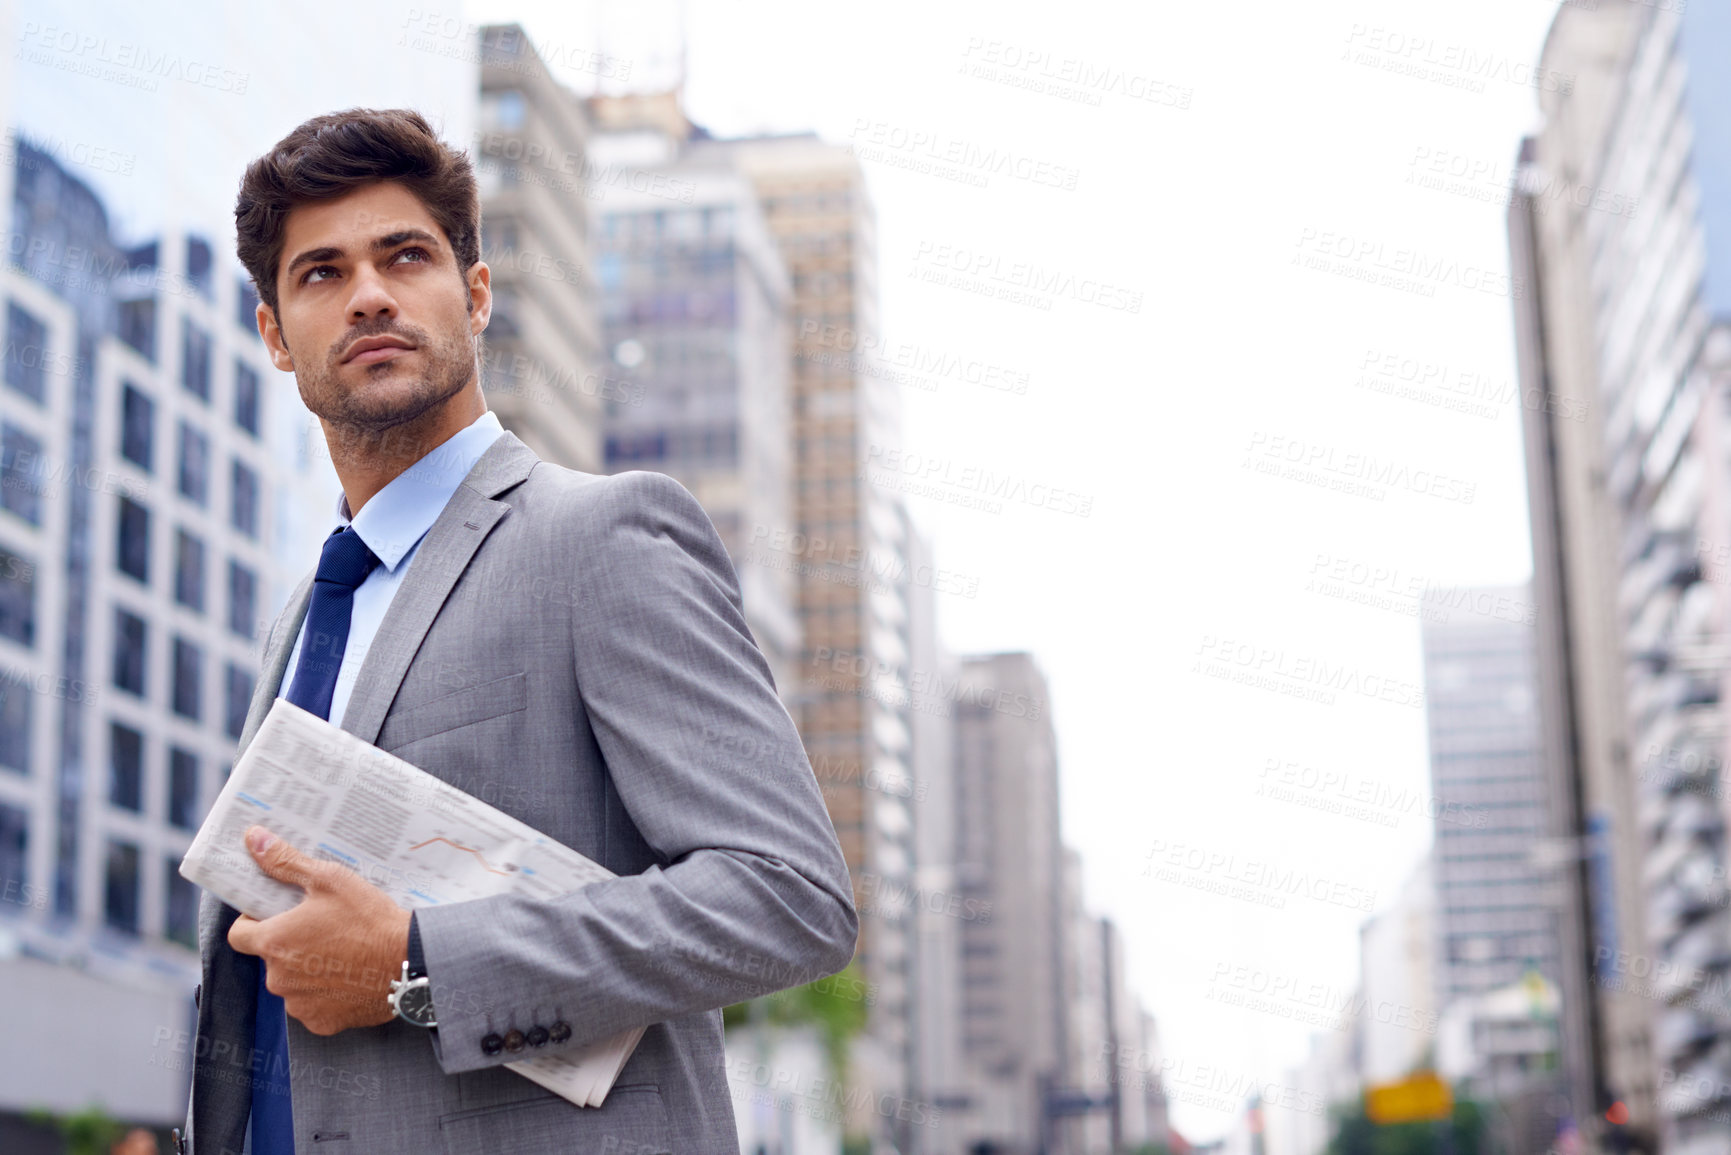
top-left (314, 526), bottom-right (380, 592)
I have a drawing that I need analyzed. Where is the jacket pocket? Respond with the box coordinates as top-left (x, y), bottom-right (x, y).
top-left (437, 1084), bottom-right (670, 1154)
top-left (378, 672), bottom-right (528, 751)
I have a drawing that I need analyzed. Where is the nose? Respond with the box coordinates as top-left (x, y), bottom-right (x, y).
top-left (345, 261), bottom-right (398, 321)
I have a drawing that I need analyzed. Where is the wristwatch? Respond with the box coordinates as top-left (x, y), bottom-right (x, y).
top-left (389, 958), bottom-right (438, 1028)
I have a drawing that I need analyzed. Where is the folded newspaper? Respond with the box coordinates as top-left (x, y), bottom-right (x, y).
top-left (179, 697), bottom-right (645, 1108)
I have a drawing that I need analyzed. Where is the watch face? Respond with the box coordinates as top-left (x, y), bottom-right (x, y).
top-left (397, 981), bottom-right (436, 1026)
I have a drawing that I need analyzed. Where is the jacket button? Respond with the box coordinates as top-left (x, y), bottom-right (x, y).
top-left (526, 1025), bottom-right (549, 1048)
top-left (481, 1032), bottom-right (504, 1056)
top-left (549, 1020), bottom-right (572, 1044)
top-left (503, 1029), bottom-right (526, 1053)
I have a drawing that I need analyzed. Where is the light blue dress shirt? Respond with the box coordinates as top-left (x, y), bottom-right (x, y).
top-left (276, 409), bottom-right (506, 729)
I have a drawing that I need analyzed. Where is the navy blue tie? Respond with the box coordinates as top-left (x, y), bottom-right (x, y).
top-left (251, 526), bottom-right (380, 1154)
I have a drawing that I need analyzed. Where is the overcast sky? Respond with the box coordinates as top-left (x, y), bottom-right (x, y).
top-left (453, 0), bottom-right (1558, 1140)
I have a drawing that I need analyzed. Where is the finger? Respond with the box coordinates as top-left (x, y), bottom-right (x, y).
top-left (228, 913), bottom-right (262, 956)
top-left (246, 825), bottom-right (323, 891)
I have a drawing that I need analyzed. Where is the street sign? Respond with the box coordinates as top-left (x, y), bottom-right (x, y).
top-left (1364, 1072), bottom-right (1453, 1125)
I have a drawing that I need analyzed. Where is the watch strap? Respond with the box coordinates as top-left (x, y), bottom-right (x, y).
top-left (407, 911), bottom-right (427, 979)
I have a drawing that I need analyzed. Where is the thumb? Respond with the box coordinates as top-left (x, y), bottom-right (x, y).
top-left (246, 825), bottom-right (321, 890)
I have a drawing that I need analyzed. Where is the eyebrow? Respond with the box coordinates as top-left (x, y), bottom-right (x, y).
top-left (282, 228), bottom-right (444, 283)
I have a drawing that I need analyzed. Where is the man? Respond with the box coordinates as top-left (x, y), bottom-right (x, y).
top-left (179, 108), bottom-right (858, 1154)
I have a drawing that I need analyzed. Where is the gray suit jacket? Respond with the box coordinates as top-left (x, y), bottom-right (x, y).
top-left (181, 431), bottom-right (858, 1154)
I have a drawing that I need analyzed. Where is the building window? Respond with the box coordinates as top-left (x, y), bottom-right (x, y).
top-left (117, 496), bottom-right (150, 583)
top-left (109, 721), bottom-right (143, 811)
top-left (231, 459), bottom-right (259, 539)
top-left (113, 608), bottom-right (147, 696)
top-left (0, 546), bottom-right (34, 647)
top-left (174, 529), bottom-right (205, 612)
top-left (234, 359), bottom-right (261, 437)
top-left (4, 302), bottom-right (48, 403)
top-left (181, 317), bottom-right (212, 401)
top-left (1, 424), bottom-right (46, 526)
top-left (104, 840), bottom-right (141, 935)
top-left (117, 297), bottom-right (157, 362)
top-left (236, 277), bottom-right (260, 335)
top-left (168, 746), bottom-right (198, 830)
top-left (177, 421), bottom-right (209, 506)
top-left (120, 383), bottom-right (155, 471)
top-left (186, 236), bottom-right (214, 300)
top-left (225, 662), bottom-right (253, 740)
top-left (172, 636), bottom-right (201, 721)
top-left (0, 672), bottom-right (29, 772)
top-left (0, 803), bottom-right (26, 902)
top-left (482, 88), bottom-right (526, 130)
top-left (165, 859), bottom-right (198, 948)
top-left (228, 560), bottom-right (257, 639)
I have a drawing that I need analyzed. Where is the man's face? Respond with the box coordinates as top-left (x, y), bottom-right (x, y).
top-left (258, 181), bottom-right (490, 435)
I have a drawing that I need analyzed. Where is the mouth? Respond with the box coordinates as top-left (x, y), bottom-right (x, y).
top-left (341, 336), bottom-right (416, 365)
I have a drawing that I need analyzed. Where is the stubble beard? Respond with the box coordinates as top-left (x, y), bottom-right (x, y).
top-left (296, 318), bottom-right (476, 453)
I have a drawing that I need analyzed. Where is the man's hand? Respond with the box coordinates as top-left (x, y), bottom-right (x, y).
top-left (227, 825), bottom-right (412, 1037)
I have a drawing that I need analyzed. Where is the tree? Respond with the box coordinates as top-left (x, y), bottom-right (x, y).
top-left (1327, 1095), bottom-right (1490, 1155)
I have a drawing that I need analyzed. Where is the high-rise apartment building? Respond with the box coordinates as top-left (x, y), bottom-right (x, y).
top-left (1512, 5), bottom-right (1731, 1151)
top-left (0, 140), bottom-right (326, 1125)
top-left (1421, 584), bottom-right (1563, 1004)
top-left (585, 104), bottom-right (800, 690)
top-left (1419, 584), bottom-right (1567, 1142)
top-left (716, 133), bottom-right (925, 1134)
top-left (1058, 848), bottom-right (1111, 1155)
top-left (951, 651), bottom-right (1066, 1151)
top-left (474, 24), bottom-right (605, 474)
top-left (0, 0), bottom-right (475, 1127)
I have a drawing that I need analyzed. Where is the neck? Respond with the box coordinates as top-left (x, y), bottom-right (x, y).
top-left (322, 386), bottom-right (487, 517)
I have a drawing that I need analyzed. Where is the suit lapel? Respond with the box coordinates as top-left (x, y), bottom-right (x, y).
top-left (338, 431), bottom-right (539, 747)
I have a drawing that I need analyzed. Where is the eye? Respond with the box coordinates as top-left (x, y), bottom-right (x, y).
top-left (300, 265), bottom-right (338, 286)
top-left (393, 246), bottom-right (431, 265)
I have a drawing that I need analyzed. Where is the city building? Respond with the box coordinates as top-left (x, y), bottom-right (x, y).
top-left (1510, 4), bottom-right (1731, 1151)
top-left (902, 514), bottom-right (974, 1154)
top-left (1357, 859), bottom-right (1437, 1085)
top-left (1057, 848), bottom-right (1112, 1155)
top-left (949, 651), bottom-right (1066, 1151)
top-left (1419, 583), bottom-right (1568, 1144)
top-left (473, 24), bottom-right (607, 474)
top-left (1420, 585), bottom-right (1564, 1003)
top-left (713, 130), bottom-right (926, 1142)
top-left (0, 0), bottom-right (475, 1130)
top-left (584, 97), bottom-right (801, 690)
top-left (0, 137), bottom-right (326, 1127)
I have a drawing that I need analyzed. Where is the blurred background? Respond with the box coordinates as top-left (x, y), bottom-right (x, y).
top-left (0, 0), bottom-right (1721, 1153)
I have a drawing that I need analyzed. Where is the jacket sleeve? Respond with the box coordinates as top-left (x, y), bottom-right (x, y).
top-left (411, 469), bottom-right (859, 1074)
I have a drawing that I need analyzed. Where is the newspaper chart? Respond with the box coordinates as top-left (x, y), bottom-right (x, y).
top-left (178, 697), bottom-right (645, 1108)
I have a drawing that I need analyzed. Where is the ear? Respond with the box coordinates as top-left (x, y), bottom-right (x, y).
top-left (257, 300), bottom-right (295, 373)
top-left (466, 260), bottom-right (492, 335)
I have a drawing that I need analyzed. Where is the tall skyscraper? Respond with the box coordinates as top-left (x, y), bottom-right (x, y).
top-left (1058, 848), bottom-right (1111, 1155)
top-left (717, 132), bottom-right (926, 1133)
top-left (0, 139), bottom-right (328, 1125)
top-left (951, 651), bottom-right (1065, 1149)
top-left (584, 100), bottom-right (801, 690)
top-left (1421, 585), bottom-right (1562, 1002)
top-left (1511, 5), bottom-right (1731, 1150)
top-left (474, 24), bottom-right (605, 474)
top-left (0, 0), bottom-right (475, 1127)
top-left (1419, 584), bottom-right (1566, 1136)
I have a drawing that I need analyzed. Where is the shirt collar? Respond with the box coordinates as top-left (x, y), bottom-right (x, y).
top-left (332, 410), bottom-right (506, 571)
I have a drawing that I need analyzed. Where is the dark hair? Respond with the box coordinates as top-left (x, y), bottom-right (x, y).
top-left (235, 108), bottom-right (480, 315)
